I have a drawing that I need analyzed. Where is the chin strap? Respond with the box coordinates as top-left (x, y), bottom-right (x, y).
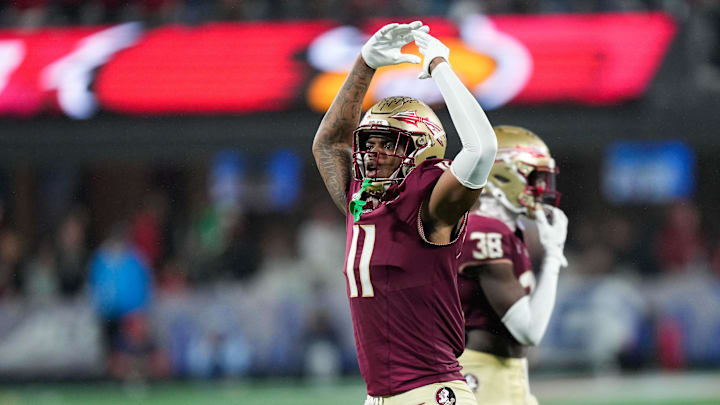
top-left (349, 178), bottom-right (372, 222)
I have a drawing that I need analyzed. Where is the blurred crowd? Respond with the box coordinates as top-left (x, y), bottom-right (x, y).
top-left (0, 0), bottom-right (705, 29)
top-left (0, 163), bottom-right (718, 381)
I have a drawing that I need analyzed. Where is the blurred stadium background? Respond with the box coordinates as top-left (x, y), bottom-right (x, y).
top-left (1, 0), bottom-right (720, 404)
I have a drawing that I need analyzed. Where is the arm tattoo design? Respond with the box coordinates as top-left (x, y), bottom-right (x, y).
top-left (314, 143), bottom-right (352, 213)
top-left (313, 57), bottom-right (374, 214)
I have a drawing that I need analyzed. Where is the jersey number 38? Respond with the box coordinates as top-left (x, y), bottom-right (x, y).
top-left (470, 232), bottom-right (503, 260)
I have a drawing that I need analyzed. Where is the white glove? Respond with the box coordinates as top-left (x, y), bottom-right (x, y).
top-left (361, 21), bottom-right (428, 69)
top-left (535, 205), bottom-right (568, 267)
top-left (412, 30), bottom-right (450, 79)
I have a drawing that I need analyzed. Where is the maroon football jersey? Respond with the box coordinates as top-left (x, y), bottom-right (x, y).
top-left (457, 212), bottom-right (534, 342)
top-left (344, 158), bottom-right (467, 396)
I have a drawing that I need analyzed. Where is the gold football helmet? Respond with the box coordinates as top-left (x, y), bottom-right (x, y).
top-left (352, 96), bottom-right (446, 189)
top-left (486, 125), bottom-right (560, 217)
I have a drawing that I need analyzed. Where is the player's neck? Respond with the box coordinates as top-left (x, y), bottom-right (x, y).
top-left (479, 196), bottom-right (519, 231)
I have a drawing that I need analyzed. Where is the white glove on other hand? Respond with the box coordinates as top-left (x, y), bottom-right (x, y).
top-left (535, 206), bottom-right (568, 268)
top-left (361, 21), bottom-right (428, 69)
top-left (412, 30), bottom-right (450, 79)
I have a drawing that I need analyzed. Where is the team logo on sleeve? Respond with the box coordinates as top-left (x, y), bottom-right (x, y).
top-left (463, 373), bottom-right (479, 392)
top-left (435, 387), bottom-right (456, 405)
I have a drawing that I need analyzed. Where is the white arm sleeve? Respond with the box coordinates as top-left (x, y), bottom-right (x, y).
top-left (431, 62), bottom-right (497, 189)
top-left (501, 256), bottom-right (562, 346)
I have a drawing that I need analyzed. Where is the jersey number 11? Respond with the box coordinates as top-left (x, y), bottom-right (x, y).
top-left (346, 224), bottom-right (375, 298)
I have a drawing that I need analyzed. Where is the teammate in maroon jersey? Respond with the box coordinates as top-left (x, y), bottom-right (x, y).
top-left (312, 21), bottom-right (498, 404)
top-left (457, 126), bottom-right (568, 405)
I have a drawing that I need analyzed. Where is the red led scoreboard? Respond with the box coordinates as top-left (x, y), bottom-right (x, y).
top-left (0, 12), bottom-right (675, 119)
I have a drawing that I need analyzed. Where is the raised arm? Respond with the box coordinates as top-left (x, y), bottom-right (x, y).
top-left (312, 21), bottom-right (426, 214)
top-left (413, 30), bottom-right (498, 236)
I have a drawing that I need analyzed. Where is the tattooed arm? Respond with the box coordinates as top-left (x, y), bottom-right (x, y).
top-left (312, 56), bottom-right (374, 214)
top-left (312, 21), bottom-right (425, 214)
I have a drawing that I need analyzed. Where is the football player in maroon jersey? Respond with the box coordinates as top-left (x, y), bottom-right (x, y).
top-left (312, 21), bottom-right (498, 404)
top-left (456, 126), bottom-right (568, 405)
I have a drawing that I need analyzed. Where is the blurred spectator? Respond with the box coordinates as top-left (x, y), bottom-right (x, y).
top-left (89, 222), bottom-right (153, 319)
top-left (22, 236), bottom-right (59, 302)
top-left (303, 311), bottom-right (342, 381)
top-left (182, 153), bottom-right (259, 281)
top-left (651, 271), bottom-right (720, 369)
top-left (212, 209), bottom-right (259, 281)
top-left (156, 255), bottom-right (188, 294)
top-left (578, 244), bottom-right (616, 276)
top-left (248, 222), bottom-right (308, 374)
top-left (599, 213), bottom-right (651, 274)
top-left (89, 221), bottom-right (154, 369)
top-left (297, 201), bottom-right (345, 288)
top-left (0, 229), bottom-right (24, 299)
top-left (566, 212), bottom-right (601, 251)
top-left (182, 199), bottom-right (227, 282)
top-left (539, 245), bottom-right (646, 372)
top-left (655, 200), bottom-right (708, 273)
top-left (131, 190), bottom-right (169, 268)
top-left (182, 199), bottom-right (258, 281)
top-left (296, 200), bottom-right (354, 367)
top-left (56, 206), bottom-right (89, 297)
top-left (182, 304), bottom-right (253, 378)
top-left (656, 314), bottom-right (686, 370)
top-left (108, 312), bottom-right (170, 379)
